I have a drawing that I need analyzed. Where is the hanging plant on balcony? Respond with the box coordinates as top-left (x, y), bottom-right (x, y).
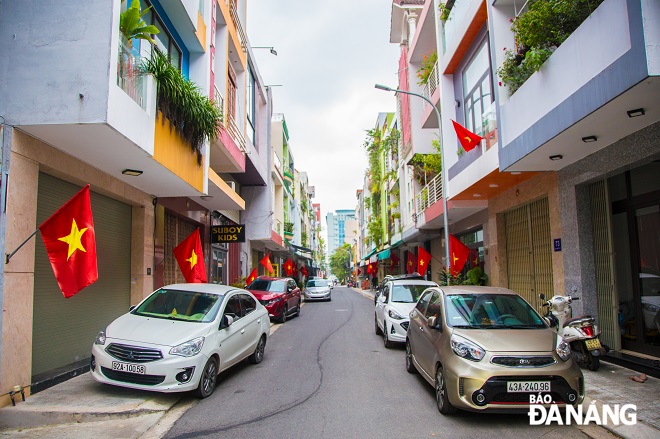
top-left (497, 0), bottom-right (605, 95)
top-left (120, 0), bottom-right (159, 47)
top-left (416, 51), bottom-right (438, 85)
top-left (141, 51), bottom-right (223, 165)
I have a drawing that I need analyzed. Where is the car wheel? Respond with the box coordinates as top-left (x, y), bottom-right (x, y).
top-left (295, 300), bottom-right (301, 317)
top-left (383, 322), bottom-right (393, 349)
top-left (375, 314), bottom-right (382, 335)
top-left (248, 335), bottom-right (267, 364)
top-left (435, 366), bottom-right (457, 415)
top-left (279, 306), bottom-right (288, 324)
top-left (194, 357), bottom-right (218, 399)
top-left (405, 340), bottom-right (416, 374)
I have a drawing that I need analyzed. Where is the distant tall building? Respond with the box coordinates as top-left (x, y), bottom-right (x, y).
top-left (326, 209), bottom-right (356, 259)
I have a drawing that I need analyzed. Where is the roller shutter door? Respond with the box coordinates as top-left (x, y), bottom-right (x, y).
top-left (32, 173), bottom-right (131, 377)
top-left (163, 211), bottom-right (197, 285)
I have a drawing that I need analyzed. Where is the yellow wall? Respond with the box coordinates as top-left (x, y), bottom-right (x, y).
top-left (153, 112), bottom-right (204, 192)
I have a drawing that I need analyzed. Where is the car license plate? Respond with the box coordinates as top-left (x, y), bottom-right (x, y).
top-left (111, 361), bottom-right (146, 374)
top-left (585, 338), bottom-right (601, 350)
top-left (507, 381), bottom-right (551, 393)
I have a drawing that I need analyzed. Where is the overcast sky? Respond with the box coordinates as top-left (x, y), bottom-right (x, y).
top-left (246, 0), bottom-right (400, 232)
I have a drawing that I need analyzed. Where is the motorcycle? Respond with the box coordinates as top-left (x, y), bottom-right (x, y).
top-left (539, 292), bottom-right (608, 371)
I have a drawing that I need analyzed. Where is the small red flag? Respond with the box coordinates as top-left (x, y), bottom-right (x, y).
top-left (299, 265), bottom-right (308, 277)
top-left (470, 249), bottom-right (480, 267)
top-left (450, 234), bottom-right (471, 275)
top-left (417, 246), bottom-right (432, 275)
top-left (452, 120), bottom-right (483, 152)
top-left (407, 251), bottom-right (417, 275)
top-left (246, 267), bottom-right (258, 285)
top-left (284, 258), bottom-right (295, 276)
top-left (390, 253), bottom-right (400, 269)
top-left (38, 184), bottom-right (98, 298)
top-left (260, 253), bottom-right (274, 274)
top-left (173, 228), bottom-right (207, 283)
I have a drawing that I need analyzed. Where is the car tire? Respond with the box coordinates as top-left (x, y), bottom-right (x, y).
top-left (295, 300), bottom-right (301, 317)
top-left (405, 340), bottom-right (416, 374)
top-left (383, 322), bottom-right (393, 349)
top-left (279, 306), bottom-right (288, 324)
top-left (435, 366), bottom-right (457, 415)
top-left (375, 314), bottom-right (382, 335)
top-left (248, 335), bottom-right (266, 364)
top-left (194, 357), bottom-right (218, 399)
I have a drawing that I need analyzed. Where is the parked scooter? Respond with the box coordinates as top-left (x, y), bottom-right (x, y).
top-left (539, 291), bottom-right (608, 371)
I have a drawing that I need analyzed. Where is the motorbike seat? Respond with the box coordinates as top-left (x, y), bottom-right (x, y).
top-left (562, 315), bottom-right (594, 327)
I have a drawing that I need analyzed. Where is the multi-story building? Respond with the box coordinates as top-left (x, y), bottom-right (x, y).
top-left (383, 0), bottom-right (660, 367)
top-left (326, 209), bottom-right (357, 260)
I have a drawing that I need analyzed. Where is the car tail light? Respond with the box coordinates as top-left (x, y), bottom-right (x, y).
top-left (582, 325), bottom-right (594, 337)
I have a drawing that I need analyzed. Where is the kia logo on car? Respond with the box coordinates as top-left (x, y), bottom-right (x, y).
top-left (519, 358), bottom-right (530, 365)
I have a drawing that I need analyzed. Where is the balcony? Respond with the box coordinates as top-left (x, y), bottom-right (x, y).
top-left (498, 0), bottom-right (660, 172)
top-left (440, 0), bottom-right (488, 74)
top-left (210, 87), bottom-right (246, 174)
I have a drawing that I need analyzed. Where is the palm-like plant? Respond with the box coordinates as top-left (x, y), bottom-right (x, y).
top-left (140, 51), bottom-right (222, 165)
top-left (120, 0), bottom-right (159, 47)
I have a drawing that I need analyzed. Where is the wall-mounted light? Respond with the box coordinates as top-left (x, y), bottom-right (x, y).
top-left (549, 154), bottom-right (563, 161)
top-left (511, 171), bottom-right (522, 175)
top-left (253, 46), bottom-right (277, 56)
top-left (122, 169), bottom-right (143, 176)
top-left (627, 108), bottom-right (645, 118)
top-left (581, 135), bottom-right (598, 143)
top-left (473, 193), bottom-right (482, 197)
top-left (489, 183), bottom-right (499, 188)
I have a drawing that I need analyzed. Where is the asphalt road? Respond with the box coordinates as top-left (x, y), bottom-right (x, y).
top-left (163, 287), bottom-right (592, 439)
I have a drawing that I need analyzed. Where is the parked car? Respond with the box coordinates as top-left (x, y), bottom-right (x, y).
top-left (90, 284), bottom-right (269, 398)
top-left (304, 278), bottom-right (332, 301)
top-left (246, 276), bottom-right (301, 323)
top-left (375, 277), bottom-right (438, 348)
top-left (406, 286), bottom-right (584, 414)
top-left (374, 273), bottom-right (424, 304)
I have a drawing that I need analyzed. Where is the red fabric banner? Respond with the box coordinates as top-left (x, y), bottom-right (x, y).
top-left (407, 250), bottom-right (417, 275)
top-left (417, 246), bottom-right (432, 275)
top-left (38, 184), bottom-right (98, 298)
top-left (450, 234), bottom-right (471, 275)
top-left (452, 119), bottom-right (483, 152)
top-left (260, 253), bottom-right (274, 275)
top-left (173, 228), bottom-right (207, 283)
top-left (390, 252), bottom-right (400, 269)
top-left (299, 265), bottom-right (308, 277)
top-left (284, 258), bottom-right (295, 276)
top-left (246, 267), bottom-right (258, 285)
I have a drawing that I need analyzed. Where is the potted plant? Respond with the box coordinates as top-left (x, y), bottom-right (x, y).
top-left (120, 0), bottom-right (159, 48)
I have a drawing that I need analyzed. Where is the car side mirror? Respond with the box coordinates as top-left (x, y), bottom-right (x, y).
top-left (220, 314), bottom-right (234, 329)
top-left (427, 315), bottom-right (442, 331)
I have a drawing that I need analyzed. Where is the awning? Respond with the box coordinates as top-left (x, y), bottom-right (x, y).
top-left (377, 249), bottom-right (391, 260)
top-left (362, 247), bottom-right (377, 262)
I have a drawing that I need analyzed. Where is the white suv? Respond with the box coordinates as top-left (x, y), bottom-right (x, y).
top-left (375, 278), bottom-right (438, 348)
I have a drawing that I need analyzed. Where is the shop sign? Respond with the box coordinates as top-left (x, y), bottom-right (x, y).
top-left (212, 225), bottom-right (245, 243)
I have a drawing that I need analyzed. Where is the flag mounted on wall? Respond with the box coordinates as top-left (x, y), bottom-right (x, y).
top-left (38, 184), bottom-right (98, 298)
top-left (173, 228), bottom-right (207, 283)
top-left (284, 258), bottom-right (295, 276)
top-left (299, 265), bottom-right (308, 277)
top-left (260, 253), bottom-right (274, 275)
top-left (451, 120), bottom-right (483, 152)
top-left (417, 246), bottom-right (432, 275)
top-left (407, 251), bottom-right (417, 275)
top-left (246, 267), bottom-right (258, 285)
top-left (449, 234), bottom-right (470, 276)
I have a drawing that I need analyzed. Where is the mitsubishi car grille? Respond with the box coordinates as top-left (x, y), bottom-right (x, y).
top-left (106, 343), bottom-right (163, 363)
top-left (491, 356), bottom-right (556, 367)
top-left (101, 367), bottom-right (165, 385)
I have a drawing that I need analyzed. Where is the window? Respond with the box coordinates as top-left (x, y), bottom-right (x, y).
top-left (223, 295), bottom-right (242, 320)
top-left (246, 65), bottom-right (256, 145)
top-left (143, 1), bottom-right (182, 70)
top-left (462, 39), bottom-right (492, 137)
top-left (240, 294), bottom-right (257, 315)
top-left (416, 291), bottom-right (432, 313)
top-left (391, 284), bottom-right (429, 303)
top-left (424, 292), bottom-right (442, 319)
top-left (227, 66), bottom-right (237, 121)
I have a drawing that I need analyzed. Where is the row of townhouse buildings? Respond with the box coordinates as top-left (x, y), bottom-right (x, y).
top-left (0, 0), bottom-right (323, 404)
top-left (355, 0), bottom-right (660, 368)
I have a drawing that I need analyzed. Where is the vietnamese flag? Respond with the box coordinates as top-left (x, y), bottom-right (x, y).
top-left (246, 267), bottom-right (258, 285)
top-left (452, 120), bottom-right (483, 152)
top-left (407, 251), bottom-right (417, 275)
top-left (390, 253), bottom-right (400, 270)
top-left (284, 258), bottom-right (295, 276)
top-left (300, 265), bottom-right (308, 277)
top-left (260, 253), bottom-right (274, 275)
top-left (173, 228), bottom-right (207, 283)
top-left (38, 184), bottom-right (98, 298)
top-left (450, 234), bottom-right (470, 275)
top-left (417, 246), bottom-right (432, 275)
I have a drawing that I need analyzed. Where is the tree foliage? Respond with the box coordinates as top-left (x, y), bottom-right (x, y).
top-left (329, 244), bottom-right (352, 281)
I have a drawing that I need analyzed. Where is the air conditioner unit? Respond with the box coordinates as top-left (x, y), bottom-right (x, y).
top-left (227, 181), bottom-right (236, 191)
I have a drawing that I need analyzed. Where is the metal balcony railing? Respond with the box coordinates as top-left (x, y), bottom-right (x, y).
top-left (422, 60), bottom-right (440, 109)
top-left (227, 113), bottom-right (246, 152)
top-left (226, 0), bottom-right (247, 52)
top-left (415, 172), bottom-right (443, 213)
top-left (213, 86), bottom-right (225, 126)
top-left (274, 219), bottom-right (282, 235)
top-left (117, 38), bottom-right (146, 109)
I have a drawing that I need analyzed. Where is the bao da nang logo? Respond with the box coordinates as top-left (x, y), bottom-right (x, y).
top-left (528, 394), bottom-right (637, 426)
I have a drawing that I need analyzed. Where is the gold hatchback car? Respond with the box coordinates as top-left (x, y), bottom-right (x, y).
top-left (406, 286), bottom-right (584, 414)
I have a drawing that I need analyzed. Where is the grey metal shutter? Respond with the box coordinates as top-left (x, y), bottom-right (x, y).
top-left (32, 173), bottom-right (131, 377)
top-left (163, 211), bottom-right (197, 285)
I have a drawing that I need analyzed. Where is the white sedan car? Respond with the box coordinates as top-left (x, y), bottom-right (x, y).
top-left (375, 279), bottom-right (438, 348)
top-left (91, 284), bottom-right (270, 398)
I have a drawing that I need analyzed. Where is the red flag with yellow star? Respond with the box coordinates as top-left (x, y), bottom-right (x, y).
top-left (260, 253), bottom-right (274, 275)
top-left (417, 246), bottom-right (432, 275)
top-left (173, 228), bottom-right (207, 283)
top-left (452, 119), bottom-right (483, 152)
top-left (449, 234), bottom-right (470, 275)
top-left (38, 184), bottom-right (98, 298)
top-left (390, 253), bottom-right (400, 270)
top-left (284, 258), bottom-right (295, 276)
top-left (246, 267), bottom-right (258, 286)
top-left (406, 251), bottom-right (417, 275)
top-left (299, 265), bottom-right (308, 277)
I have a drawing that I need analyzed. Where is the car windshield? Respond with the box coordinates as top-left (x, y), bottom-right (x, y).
top-left (391, 284), bottom-right (430, 303)
top-left (247, 279), bottom-right (286, 293)
top-left (444, 293), bottom-right (545, 329)
top-left (133, 289), bottom-right (223, 323)
top-left (306, 280), bottom-right (328, 288)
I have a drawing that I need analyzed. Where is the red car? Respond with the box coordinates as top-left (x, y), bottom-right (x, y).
top-left (246, 276), bottom-right (301, 323)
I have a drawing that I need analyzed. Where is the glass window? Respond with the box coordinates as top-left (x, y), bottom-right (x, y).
top-left (223, 294), bottom-right (243, 319)
top-left (247, 278), bottom-right (286, 292)
top-left (145, 1), bottom-right (182, 70)
top-left (133, 289), bottom-right (222, 323)
top-left (424, 292), bottom-right (442, 319)
top-left (444, 294), bottom-right (545, 328)
top-left (416, 291), bottom-right (432, 313)
top-left (240, 294), bottom-right (257, 315)
top-left (462, 39), bottom-right (492, 136)
top-left (246, 66), bottom-right (256, 145)
top-left (391, 284), bottom-right (430, 303)
top-left (306, 279), bottom-right (328, 288)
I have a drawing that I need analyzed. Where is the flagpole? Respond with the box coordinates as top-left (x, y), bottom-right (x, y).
top-left (5, 229), bottom-right (39, 264)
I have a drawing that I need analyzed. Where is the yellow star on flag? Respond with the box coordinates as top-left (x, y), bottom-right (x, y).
top-left (464, 136), bottom-right (472, 143)
top-left (420, 259), bottom-right (425, 266)
top-left (186, 250), bottom-right (198, 269)
top-left (58, 218), bottom-right (88, 260)
top-left (453, 252), bottom-right (459, 264)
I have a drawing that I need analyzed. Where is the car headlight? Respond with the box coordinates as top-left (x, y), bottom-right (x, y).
top-left (170, 337), bottom-right (205, 357)
top-left (388, 309), bottom-right (404, 320)
top-left (95, 328), bottom-right (106, 345)
top-left (450, 334), bottom-right (485, 361)
top-left (266, 297), bottom-right (282, 305)
top-left (556, 337), bottom-right (571, 361)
